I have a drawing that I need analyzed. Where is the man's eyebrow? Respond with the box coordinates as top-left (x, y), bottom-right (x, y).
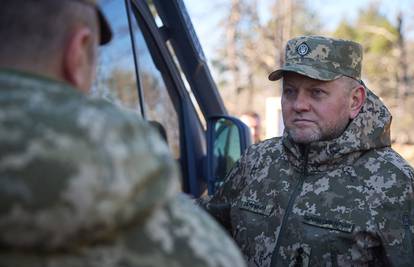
top-left (283, 81), bottom-right (296, 87)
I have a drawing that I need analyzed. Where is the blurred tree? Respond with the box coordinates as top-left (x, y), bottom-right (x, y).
top-left (333, 4), bottom-right (401, 98)
top-left (226, 0), bottom-right (243, 96)
top-left (107, 69), bottom-right (137, 108)
top-left (396, 13), bottom-right (409, 100)
top-left (213, 0), bottom-right (320, 114)
top-left (333, 4), bottom-right (413, 144)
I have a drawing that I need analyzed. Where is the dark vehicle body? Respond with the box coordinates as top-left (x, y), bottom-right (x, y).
top-left (96, 0), bottom-right (251, 197)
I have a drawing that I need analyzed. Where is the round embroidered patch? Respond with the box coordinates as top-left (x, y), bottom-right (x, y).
top-left (297, 43), bottom-right (310, 56)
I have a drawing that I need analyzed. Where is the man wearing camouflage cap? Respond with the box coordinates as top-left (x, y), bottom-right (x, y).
top-left (0, 1), bottom-right (246, 266)
top-left (202, 36), bottom-right (414, 266)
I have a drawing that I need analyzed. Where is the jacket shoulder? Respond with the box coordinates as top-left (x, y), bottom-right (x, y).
top-left (376, 147), bottom-right (414, 180)
top-left (0, 88), bottom-right (180, 251)
top-left (357, 147), bottom-right (414, 181)
top-left (243, 136), bottom-right (283, 160)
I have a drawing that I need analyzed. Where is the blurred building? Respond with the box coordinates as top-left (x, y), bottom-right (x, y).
top-left (265, 97), bottom-right (284, 139)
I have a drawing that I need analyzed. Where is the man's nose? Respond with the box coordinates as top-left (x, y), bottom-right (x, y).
top-left (292, 92), bottom-right (310, 112)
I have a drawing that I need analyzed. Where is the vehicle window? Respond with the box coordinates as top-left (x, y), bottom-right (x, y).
top-left (129, 7), bottom-right (181, 159)
top-left (213, 119), bottom-right (241, 183)
top-left (92, 0), bottom-right (141, 114)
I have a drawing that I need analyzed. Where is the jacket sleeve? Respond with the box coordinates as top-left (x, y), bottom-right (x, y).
top-left (366, 152), bottom-right (414, 267)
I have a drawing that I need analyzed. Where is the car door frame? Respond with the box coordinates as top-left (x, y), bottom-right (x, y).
top-left (127, 0), bottom-right (208, 196)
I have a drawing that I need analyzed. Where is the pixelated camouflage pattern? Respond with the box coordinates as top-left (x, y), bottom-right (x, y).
top-left (0, 69), bottom-right (246, 267)
top-left (202, 88), bottom-right (414, 266)
top-left (269, 36), bottom-right (363, 81)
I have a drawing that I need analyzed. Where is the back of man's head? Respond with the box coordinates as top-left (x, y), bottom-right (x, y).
top-left (0, 0), bottom-right (98, 78)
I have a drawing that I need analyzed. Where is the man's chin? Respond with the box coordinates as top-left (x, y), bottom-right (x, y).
top-left (288, 129), bottom-right (321, 144)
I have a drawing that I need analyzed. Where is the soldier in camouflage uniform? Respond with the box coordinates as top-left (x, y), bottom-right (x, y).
top-left (201, 36), bottom-right (414, 266)
top-left (0, 1), bottom-right (246, 266)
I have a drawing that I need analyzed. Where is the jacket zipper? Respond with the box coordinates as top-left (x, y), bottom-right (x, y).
top-left (270, 145), bottom-right (309, 267)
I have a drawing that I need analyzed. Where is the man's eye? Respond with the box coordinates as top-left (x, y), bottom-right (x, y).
top-left (311, 89), bottom-right (325, 97)
top-left (283, 88), bottom-right (295, 95)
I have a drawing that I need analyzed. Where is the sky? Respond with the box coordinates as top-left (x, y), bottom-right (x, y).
top-left (184, 0), bottom-right (414, 63)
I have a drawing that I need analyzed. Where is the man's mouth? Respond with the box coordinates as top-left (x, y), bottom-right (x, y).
top-left (293, 118), bottom-right (314, 122)
top-left (292, 119), bottom-right (315, 126)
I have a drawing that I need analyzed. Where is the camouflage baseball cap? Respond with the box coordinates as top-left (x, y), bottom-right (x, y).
top-left (75, 0), bottom-right (112, 44)
top-left (268, 36), bottom-right (363, 81)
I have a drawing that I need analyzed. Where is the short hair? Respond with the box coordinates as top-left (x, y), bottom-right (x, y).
top-left (339, 76), bottom-right (365, 95)
top-left (0, 0), bottom-right (98, 68)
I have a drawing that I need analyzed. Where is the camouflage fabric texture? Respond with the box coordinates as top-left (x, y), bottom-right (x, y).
top-left (201, 87), bottom-right (414, 266)
top-left (269, 35), bottom-right (363, 81)
top-left (0, 70), bottom-right (246, 267)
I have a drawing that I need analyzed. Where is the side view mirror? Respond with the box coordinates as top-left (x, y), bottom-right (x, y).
top-left (206, 116), bottom-right (252, 195)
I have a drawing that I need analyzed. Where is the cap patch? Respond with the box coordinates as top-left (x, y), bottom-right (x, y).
top-left (297, 43), bottom-right (310, 56)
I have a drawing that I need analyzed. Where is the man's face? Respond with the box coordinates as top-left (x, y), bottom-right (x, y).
top-left (281, 72), bottom-right (353, 144)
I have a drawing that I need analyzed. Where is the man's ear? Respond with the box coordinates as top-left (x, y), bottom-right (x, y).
top-left (349, 85), bottom-right (366, 119)
top-left (62, 27), bottom-right (94, 93)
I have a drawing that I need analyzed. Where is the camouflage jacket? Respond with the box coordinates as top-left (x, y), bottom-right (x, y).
top-left (0, 70), bottom-right (246, 267)
top-left (204, 89), bottom-right (414, 267)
